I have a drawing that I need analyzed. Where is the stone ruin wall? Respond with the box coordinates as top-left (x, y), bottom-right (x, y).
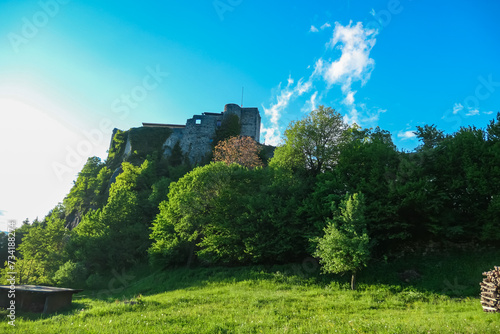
top-left (161, 103), bottom-right (261, 164)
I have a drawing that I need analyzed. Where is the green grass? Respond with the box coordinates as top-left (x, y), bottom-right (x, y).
top-left (1, 251), bottom-right (499, 333)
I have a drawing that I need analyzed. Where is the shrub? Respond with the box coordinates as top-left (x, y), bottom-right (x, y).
top-left (53, 260), bottom-right (87, 288)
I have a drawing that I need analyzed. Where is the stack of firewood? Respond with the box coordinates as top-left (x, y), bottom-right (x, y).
top-left (480, 266), bottom-right (500, 313)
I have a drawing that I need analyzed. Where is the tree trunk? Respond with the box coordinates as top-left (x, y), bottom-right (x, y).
top-left (351, 271), bottom-right (357, 290)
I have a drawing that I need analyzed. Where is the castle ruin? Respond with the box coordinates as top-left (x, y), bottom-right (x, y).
top-left (142, 103), bottom-right (261, 163)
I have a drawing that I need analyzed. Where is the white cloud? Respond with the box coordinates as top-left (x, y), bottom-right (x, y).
top-left (261, 76), bottom-right (312, 145)
top-left (302, 91), bottom-right (318, 113)
top-left (260, 123), bottom-right (281, 147)
top-left (313, 22), bottom-right (379, 127)
top-left (344, 107), bottom-right (360, 125)
top-left (320, 22), bottom-right (331, 30)
top-left (397, 130), bottom-right (417, 140)
top-left (452, 102), bottom-right (483, 117)
top-left (295, 78), bottom-right (312, 95)
top-left (453, 103), bottom-right (464, 114)
top-left (363, 107), bottom-right (387, 124)
top-left (466, 108), bottom-right (480, 116)
top-left (264, 79), bottom-right (293, 126)
top-left (484, 111), bottom-right (494, 115)
top-left (370, 8), bottom-right (376, 16)
top-left (311, 23), bottom-right (331, 33)
top-left (314, 21), bottom-right (377, 108)
top-left (344, 104), bottom-right (386, 126)
top-left (343, 90), bottom-right (356, 105)
top-left (263, 21), bottom-right (380, 144)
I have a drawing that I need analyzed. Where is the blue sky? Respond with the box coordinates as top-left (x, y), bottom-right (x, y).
top-left (0, 0), bottom-right (499, 230)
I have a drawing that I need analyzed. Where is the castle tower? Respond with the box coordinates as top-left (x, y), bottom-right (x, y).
top-left (223, 103), bottom-right (261, 142)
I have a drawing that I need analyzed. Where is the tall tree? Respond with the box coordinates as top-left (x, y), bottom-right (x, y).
top-left (304, 126), bottom-right (401, 252)
top-left (69, 160), bottom-right (156, 272)
top-left (415, 124), bottom-right (445, 151)
top-left (483, 113), bottom-right (500, 240)
top-left (270, 106), bottom-right (347, 175)
top-left (2, 208), bottom-right (68, 285)
top-left (63, 156), bottom-right (111, 218)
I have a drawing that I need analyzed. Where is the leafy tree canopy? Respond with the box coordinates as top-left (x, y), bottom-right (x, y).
top-left (415, 124), bottom-right (445, 151)
top-left (149, 162), bottom-right (309, 266)
top-left (270, 106), bottom-right (347, 175)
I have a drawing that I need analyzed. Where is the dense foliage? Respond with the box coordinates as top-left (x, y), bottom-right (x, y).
top-left (4, 109), bottom-right (499, 289)
top-left (270, 106), bottom-right (347, 174)
top-left (149, 162), bottom-right (309, 266)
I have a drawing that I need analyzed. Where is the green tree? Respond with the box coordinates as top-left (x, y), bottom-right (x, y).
top-left (106, 129), bottom-right (128, 170)
top-left (1, 208), bottom-right (68, 285)
top-left (149, 162), bottom-right (237, 266)
top-left (149, 162), bottom-right (309, 266)
top-left (213, 113), bottom-right (241, 146)
top-left (483, 113), bottom-right (500, 240)
top-left (392, 117), bottom-right (500, 245)
top-left (304, 126), bottom-right (401, 253)
top-left (270, 106), bottom-right (347, 175)
top-left (429, 126), bottom-right (490, 239)
top-left (415, 124), bottom-right (445, 151)
top-left (168, 141), bottom-right (184, 167)
top-left (314, 193), bottom-right (370, 290)
top-left (63, 156), bottom-right (112, 226)
top-left (69, 160), bottom-right (157, 272)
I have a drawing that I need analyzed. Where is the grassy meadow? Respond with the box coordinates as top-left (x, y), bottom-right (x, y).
top-left (1, 250), bottom-right (499, 333)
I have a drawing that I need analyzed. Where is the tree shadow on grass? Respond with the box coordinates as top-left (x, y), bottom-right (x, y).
top-left (81, 248), bottom-right (499, 304)
top-left (0, 300), bottom-right (89, 322)
top-left (357, 248), bottom-right (500, 298)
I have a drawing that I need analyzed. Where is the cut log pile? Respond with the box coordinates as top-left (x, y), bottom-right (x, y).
top-left (480, 266), bottom-right (500, 313)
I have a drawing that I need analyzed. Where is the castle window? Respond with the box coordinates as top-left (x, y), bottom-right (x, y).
top-left (216, 120), bottom-right (221, 127)
top-left (195, 119), bottom-right (201, 125)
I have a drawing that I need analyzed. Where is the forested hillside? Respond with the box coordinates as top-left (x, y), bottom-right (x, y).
top-left (2, 107), bottom-right (499, 289)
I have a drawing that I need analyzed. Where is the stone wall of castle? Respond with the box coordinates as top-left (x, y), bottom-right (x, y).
top-left (151, 103), bottom-right (261, 164)
top-left (240, 107), bottom-right (260, 141)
